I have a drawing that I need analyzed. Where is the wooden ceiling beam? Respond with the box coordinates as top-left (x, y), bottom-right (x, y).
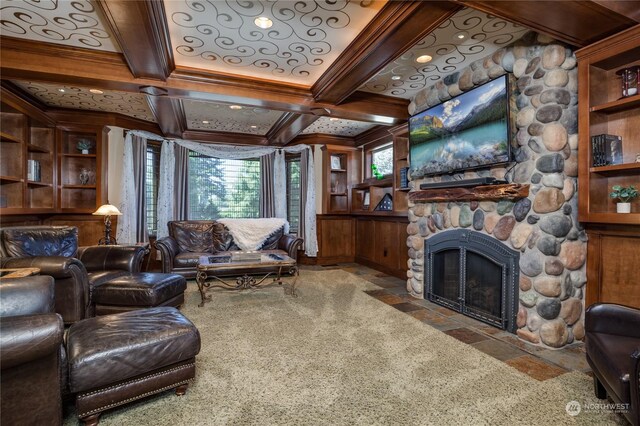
top-left (143, 90), bottom-right (186, 138)
top-left (266, 112), bottom-right (322, 146)
top-left (0, 37), bottom-right (408, 126)
top-left (182, 130), bottom-right (268, 146)
top-left (456, 0), bottom-right (638, 47)
top-left (95, 0), bottom-right (174, 80)
top-left (312, 1), bottom-right (461, 105)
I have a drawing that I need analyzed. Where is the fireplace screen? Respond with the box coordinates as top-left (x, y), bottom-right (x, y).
top-left (425, 230), bottom-right (519, 333)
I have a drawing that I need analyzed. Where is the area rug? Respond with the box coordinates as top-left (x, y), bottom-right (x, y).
top-left (63, 270), bottom-right (623, 425)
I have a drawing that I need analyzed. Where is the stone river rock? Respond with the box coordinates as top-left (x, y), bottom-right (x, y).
top-left (533, 188), bottom-right (565, 213)
top-left (540, 88), bottom-right (571, 105)
top-left (536, 153), bottom-right (564, 173)
top-left (479, 201), bottom-right (496, 212)
top-left (545, 259), bottom-right (564, 276)
top-left (542, 45), bottom-right (566, 69)
top-left (570, 270), bottom-right (587, 288)
top-left (493, 216), bottom-right (516, 241)
top-left (473, 209), bottom-right (484, 231)
top-left (539, 214), bottom-right (572, 237)
top-left (559, 240), bottom-right (586, 270)
top-left (537, 235), bottom-right (561, 256)
top-left (513, 198), bottom-right (532, 222)
top-left (450, 205), bottom-right (461, 227)
top-left (560, 298), bottom-right (582, 325)
top-left (520, 249), bottom-right (543, 277)
top-left (517, 328), bottom-right (541, 344)
top-left (520, 275), bottom-right (532, 291)
top-left (459, 204), bottom-right (472, 228)
top-left (542, 123), bottom-right (568, 151)
top-left (433, 213), bottom-right (444, 230)
top-left (536, 105), bottom-right (562, 123)
top-left (573, 321), bottom-right (585, 341)
top-left (540, 320), bottom-right (569, 347)
top-left (497, 200), bottom-right (514, 215)
top-left (534, 277), bottom-right (562, 297)
top-left (484, 213), bottom-right (500, 234)
top-left (527, 312), bottom-right (543, 332)
top-left (510, 223), bottom-right (532, 249)
top-left (545, 69), bottom-right (569, 87)
top-left (517, 306), bottom-right (528, 328)
top-left (542, 173), bottom-right (564, 189)
top-left (537, 298), bottom-right (561, 320)
top-left (520, 291), bottom-right (538, 308)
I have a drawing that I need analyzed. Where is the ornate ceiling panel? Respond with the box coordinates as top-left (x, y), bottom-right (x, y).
top-left (301, 117), bottom-right (377, 137)
top-left (183, 100), bottom-right (284, 135)
top-left (11, 81), bottom-right (155, 122)
top-left (164, 0), bottom-right (385, 86)
top-left (360, 8), bottom-right (529, 99)
top-left (0, 0), bottom-right (120, 52)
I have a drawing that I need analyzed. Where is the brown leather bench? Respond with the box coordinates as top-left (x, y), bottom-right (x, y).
top-left (91, 272), bottom-right (187, 316)
top-left (67, 307), bottom-right (201, 426)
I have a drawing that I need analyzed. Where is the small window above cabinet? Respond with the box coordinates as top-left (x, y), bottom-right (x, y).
top-left (576, 25), bottom-right (640, 224)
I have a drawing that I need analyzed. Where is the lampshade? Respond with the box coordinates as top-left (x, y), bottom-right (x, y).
top-left (92, 204), bottom-right (122, 216)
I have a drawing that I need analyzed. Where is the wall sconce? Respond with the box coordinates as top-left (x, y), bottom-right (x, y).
top-left (92, 203), bottom-right (122, 245)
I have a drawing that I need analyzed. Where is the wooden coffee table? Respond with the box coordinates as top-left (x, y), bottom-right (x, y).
top-left (195, 252), bottom-right (299, 307)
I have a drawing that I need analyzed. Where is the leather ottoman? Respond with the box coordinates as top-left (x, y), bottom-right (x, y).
top-left (92, 272), bottom-right (186, 315)
top-left (67, 307), bottom-right (201, 426)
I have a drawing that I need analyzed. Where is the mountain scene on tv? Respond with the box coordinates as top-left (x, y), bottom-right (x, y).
top-left (409, 76), bottom-right (509, 178)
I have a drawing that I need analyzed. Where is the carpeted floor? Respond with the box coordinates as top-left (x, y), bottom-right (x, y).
top-left (63, 270), bottom-right (623, 425)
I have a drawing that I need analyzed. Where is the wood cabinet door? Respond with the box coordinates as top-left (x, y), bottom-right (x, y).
top-left (374, 220), bottom-right (399, 269)
top-left (318, 216), bottom-right (355, 261)
top-left (356, 219), bottom-right (375, 261)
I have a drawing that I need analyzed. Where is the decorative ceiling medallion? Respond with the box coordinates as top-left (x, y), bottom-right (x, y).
top-left (0, 0), bottom-right (119, 51)
top-left (183, 100), bottom-right (283, 135)
top-left (360, 8), bottom-right (528, 99)
top-left (165, 0), bottom-right (385, 86)
top-left (12, 81), bottom-right (155, 122)
top-left (301, 117), bottom-right (376, 137)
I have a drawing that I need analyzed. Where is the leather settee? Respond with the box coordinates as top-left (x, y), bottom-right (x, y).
top-left (0, 226), bottom-right (146, 324)
top-left (0, 275), bottom-right (65, 426)
top-left (585, 303), bottom-right (640, 426)
top-left (156, 220), bottom-right (303, 278)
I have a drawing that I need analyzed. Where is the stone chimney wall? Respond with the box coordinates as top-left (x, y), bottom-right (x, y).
top-left (406, 33), bottom-right (586, 349)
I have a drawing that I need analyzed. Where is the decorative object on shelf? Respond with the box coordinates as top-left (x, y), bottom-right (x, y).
top-left (616, 66), bottom-right (639, 97)
top-left (400, 166), bottom-right (410, 189)
top-left (636, 154), bottom-right (640, 163)
top-left (591, 134), bottom-right (623, 166)
top-left (363, 190), bottom-right (370, 209)
top-left (374, 193), bottom-right (393, 211)
top-left (371, 164), bottom-right (384, 180)
top-left (27, 159), bottom-right (41, 182)
top-left (79, 168), bottom-right (91, 185)
top-left (609, 185), bottom-right (638, 214)
top-left (93, 203), bottom-right (122, 245)
top-left (76, 139), bottom-right (93, 154)
top-left (330, 155), bottom-right (342, 170)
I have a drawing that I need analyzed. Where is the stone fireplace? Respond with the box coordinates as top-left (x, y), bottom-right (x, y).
top-left (405, 33), bottom-right (587, 349)
top-left (425, 229), bottom-right (519, 333)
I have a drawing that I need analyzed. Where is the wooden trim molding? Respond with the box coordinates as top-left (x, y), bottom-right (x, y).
top-left (181, 130), bottom-right (268, 145)
top-left (0, 83), bottom-right (56, 126)
top-left (96, 0), bottom-right (175, 80)
top-left (292, 134), bottom-right (355, 147)
top-left (145, 95), bottom-right (186, 138)
top-left (312, 1), bottom-right (461, 104)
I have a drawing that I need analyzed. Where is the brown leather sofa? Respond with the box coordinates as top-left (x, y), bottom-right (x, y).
top-left (0, 226), bottom-right (146, 324)
top-left (156, 220), bottom-right (303, 278)
top-left (585, 303), bottom-right (640, 426)
top-left (0, 275), bottom-right (65, 426)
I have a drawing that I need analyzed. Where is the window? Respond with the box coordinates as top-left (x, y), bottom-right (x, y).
top-left (188, 152), bottom-right (260, 220)
top-left (371, 143), bottom-right (393, 176)
top-left (286, 156), bottom-right (301, 233)
top-left (145, 143), bottom-right (161, 236)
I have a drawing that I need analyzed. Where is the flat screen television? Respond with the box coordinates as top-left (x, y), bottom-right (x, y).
top-left (409, 74), bottom-right (512, 178)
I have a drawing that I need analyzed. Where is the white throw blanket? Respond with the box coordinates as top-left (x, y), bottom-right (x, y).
top-left (217, 218), bottom-right (289, 251)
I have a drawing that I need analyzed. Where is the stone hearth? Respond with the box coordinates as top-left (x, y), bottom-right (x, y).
top-left (405, 33), bottom-right (586, 349)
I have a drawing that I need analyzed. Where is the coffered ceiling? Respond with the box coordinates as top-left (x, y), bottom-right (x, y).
top-left (1, 0), bottom-right (638, 146)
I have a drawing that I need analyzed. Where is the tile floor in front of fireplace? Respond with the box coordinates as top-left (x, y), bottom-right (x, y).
top-left (314, 262), bottom-right (590, 382)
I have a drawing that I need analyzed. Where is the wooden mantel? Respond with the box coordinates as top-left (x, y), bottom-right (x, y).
top-left (409, 183), bottom-right (530, 203)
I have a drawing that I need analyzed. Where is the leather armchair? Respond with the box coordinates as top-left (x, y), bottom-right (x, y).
top-left (585, 303), bottom-right (640, 426)
top-left (0, 275), bottom-right (64, 426)
top-left (0, 226), bottom-right (146, 324)
top-left (156, 220), bottom-right (303, 278)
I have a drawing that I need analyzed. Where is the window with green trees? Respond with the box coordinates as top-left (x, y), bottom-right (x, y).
top-left (286, 156), bottom-right (301, 233)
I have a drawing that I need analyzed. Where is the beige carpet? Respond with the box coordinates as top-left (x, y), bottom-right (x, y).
top-left (64, 270), bottom-right (623, 425)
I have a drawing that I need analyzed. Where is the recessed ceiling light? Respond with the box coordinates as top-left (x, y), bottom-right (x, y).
top-left (416, 55), bottom-right (433, 64)
top-left (89, 89), bottom-right (103, 94)
top-left (254, 16), bottom-right (273, 29)
top-left (456, 33), bottom-right (466, 39)
top-left (58, 88), bottom-right (65, 93)
top-left (329, 118), bottom-right (340, 122)
top-left (202, 120), bottom-right (209, 124)
top-left (250, 125), bottom-right (257, 129)
top-left (229, 105), bottom-right (242, 110)
top-left (391, 75), bottom-right (402, 80)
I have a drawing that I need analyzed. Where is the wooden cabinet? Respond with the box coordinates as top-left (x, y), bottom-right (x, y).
top-left (0, 89), bottom-right (106, 216)
top-left (355, 216), bottom-right (409, 279)
top-left (316, 215), bottom-right (356, 264)
top-left (576, 25), bottom-right (640, 224)
top-left (321, 145), bottom-right (360, 214)
top-left (391, 125), bottom-right (409, 213)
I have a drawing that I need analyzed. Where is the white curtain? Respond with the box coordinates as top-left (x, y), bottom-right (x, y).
top-left (144, 133), bottom-right (317, 256)
top-left (156, 140), bottom-right (175, 239)
top-left (115, 132), bottom-right (137, 244)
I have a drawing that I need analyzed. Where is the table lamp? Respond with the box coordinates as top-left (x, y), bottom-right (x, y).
top-left (93, 203), bottom-right (122, 245)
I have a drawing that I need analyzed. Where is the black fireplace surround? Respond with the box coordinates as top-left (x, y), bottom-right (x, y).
top-left (424, 230), bottom-right (519, 333)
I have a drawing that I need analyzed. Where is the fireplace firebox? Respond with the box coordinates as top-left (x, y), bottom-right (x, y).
top-left (424, 230), bottom-right (519, 333)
